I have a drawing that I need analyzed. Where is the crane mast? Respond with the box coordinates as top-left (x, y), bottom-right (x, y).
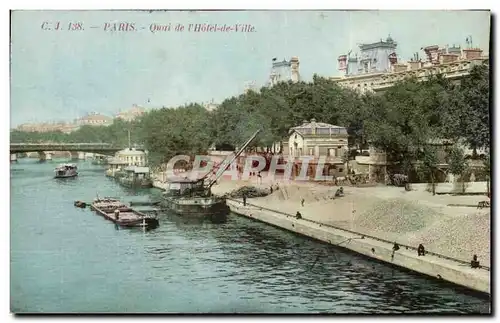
top-left (204, 129), bottom-right (261, 190)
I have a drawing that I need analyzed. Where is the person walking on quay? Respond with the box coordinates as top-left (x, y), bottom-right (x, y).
top-left (243, 194), bottom-right (247, 207)
top-left (301, 198), bottom-right (305, 207)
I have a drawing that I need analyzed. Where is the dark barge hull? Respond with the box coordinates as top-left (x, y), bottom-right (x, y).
top-left (160, 196), bottom-right (230, 221)
top-left (54, 173), bottom-right (78, 178)
top-left (90, 205), bottom-right (159, 228)
top-left (118, 178), bottom-right (153, 188)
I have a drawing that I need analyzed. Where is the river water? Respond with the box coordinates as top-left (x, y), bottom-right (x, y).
top-left (10, 159), bottom-right (490, 314)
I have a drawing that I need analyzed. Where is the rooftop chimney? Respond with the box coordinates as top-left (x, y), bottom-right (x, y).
top-left (463, 48), bottom-right (483, 60)
top-left (393, 63), bottom-right (408, 73)
top-left (338, 55), bottom-right (348, 72)
top-left (440, 53), bottom-right (459, 64)
top-left (423, 45), bottom-right (440, 64)
top-left (409, 61), bottom-right (421, 70)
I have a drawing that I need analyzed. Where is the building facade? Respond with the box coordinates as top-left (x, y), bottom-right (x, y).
top-left (106, 148), bottom-right (148, 177)
top-left (333, 36), bottom-right (489, 93)
top-left (288, 119), bottom-right (349, 178)
top-left (115, 148), bottom-right (148, 167)
top-left (76, 112), bottom-right (113, 126)
top-left (115, 104), bottom-right (146, 121)
top-left (268, 56), bottom-right (300, 86)
top-left (203, 101), bottom-right (219, 112)
top-left (339, 36), bottom-right (398, 77)
top-left (15, 122), bottom-right (78, 134)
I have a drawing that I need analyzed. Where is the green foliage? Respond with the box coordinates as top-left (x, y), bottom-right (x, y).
top-left (452, 65), bottom-right (490, 150)
top-left (448, 146), bottom-right (468, 177)
top-left (11, 66), bottom-right (489, 171)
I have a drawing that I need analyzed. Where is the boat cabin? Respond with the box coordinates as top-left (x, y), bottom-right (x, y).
top-left (124, 166), bottom-right (150, 180)
top-left (106, 158), bottom-right (129, 177)
top-left (165, 178), bottom-right (206, 197)
top-left (54, 163), bottom-right (78, 177)
top-left (55, 163), bottom-right (77, 171)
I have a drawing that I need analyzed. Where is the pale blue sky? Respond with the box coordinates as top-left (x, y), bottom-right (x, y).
top-left (10, 10), bottom-right (490, 126)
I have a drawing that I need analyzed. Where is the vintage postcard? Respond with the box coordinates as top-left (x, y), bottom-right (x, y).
top-left (9, 9), bottom-right (491, 314)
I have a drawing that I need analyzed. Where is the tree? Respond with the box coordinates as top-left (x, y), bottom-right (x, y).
top-left (483, 151), bottom-right (491, 196)
top-left (342, 150), bottom-right (350, 175)
top-left (456, 64), bottom-right (490, 152)
top-left (448, 146), bottom-right (469, 193)
top-left (416, 146), bottom-right (440, 195)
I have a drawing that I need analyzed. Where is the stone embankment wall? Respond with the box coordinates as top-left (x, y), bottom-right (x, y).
top-left (226, 199), bottom-right (490, 295)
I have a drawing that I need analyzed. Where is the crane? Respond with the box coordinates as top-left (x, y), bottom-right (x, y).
top-left (202, 129), bottom-right (261, 191)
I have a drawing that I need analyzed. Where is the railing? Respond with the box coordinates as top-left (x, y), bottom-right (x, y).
top-left (227, 198), bottom-right (490, 272)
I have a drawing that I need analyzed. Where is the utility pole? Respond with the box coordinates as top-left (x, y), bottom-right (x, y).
top-left (128, 129), bottom-right (131, 149)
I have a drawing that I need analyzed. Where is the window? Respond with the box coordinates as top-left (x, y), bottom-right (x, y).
top-left (294, 134), bottom-right (297, 139)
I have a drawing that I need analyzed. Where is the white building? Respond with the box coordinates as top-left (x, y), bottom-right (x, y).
top-left (288, 119), bottom-right (349, 159)
top-left (106, 148), bottom-right (148, 177)
top-left (288, 119), bottom-right (349, 177)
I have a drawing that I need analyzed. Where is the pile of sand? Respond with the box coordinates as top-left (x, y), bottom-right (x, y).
top-left (223, 186), bottom-right (270, 198)
top-left (405, 211), bottom-right (491, 265)
top-left (354, 198), bottom-right (441, 233)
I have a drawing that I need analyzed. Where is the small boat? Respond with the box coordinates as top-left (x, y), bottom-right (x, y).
top-left (54, 163), bottom-right (78, 178)
top-left (90, 197), bottom-right (159, 229)
top-left (74, 200), bottom-right (87, 208)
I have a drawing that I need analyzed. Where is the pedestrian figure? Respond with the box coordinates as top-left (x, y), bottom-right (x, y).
top-left (243, 195), bottom-right (247, 207)
top-left (270, 186), bottom-right (273, 194)
top-left (391, 242), bottom-right (400, 261)
top-left (471, 255), bottom-right (480, 269)
top-left (301, 198), bottom-right (305, 207)
top-left (417, 244), bottom-right (425, 256)
top-left (296, 211), bottom-right (302, 219)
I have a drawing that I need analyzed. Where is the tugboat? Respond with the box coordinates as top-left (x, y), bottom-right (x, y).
top-left (160, 129), bottom-right (260, 220)
top-left (54, 163), bottom-right (78, 178)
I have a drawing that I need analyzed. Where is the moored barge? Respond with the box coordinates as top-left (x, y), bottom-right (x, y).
top-left (90, 197), bottom-right (159, 228)
top-left (161, 178), bottom-right (230, 219)
top-left (160, 129), bottom-right (260, 220)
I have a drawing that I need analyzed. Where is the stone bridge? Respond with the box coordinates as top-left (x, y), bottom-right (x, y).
top-left (10, 143), bottom-right (144, 161)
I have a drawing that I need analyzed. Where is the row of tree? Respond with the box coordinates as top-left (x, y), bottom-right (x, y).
top-left (11, 64), bottom-right (490, 181)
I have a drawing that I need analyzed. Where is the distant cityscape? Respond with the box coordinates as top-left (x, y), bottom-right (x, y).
top-left (15, 35), bottom-right (488, 134)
